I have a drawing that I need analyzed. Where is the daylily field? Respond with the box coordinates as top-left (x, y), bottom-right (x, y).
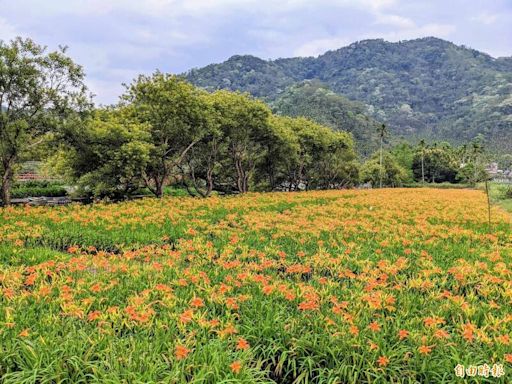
top-left (0, 189), bottom-right (511, 383)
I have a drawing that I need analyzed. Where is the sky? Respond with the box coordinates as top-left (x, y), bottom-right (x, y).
top-left (1, 0), bottom-right (511, 104)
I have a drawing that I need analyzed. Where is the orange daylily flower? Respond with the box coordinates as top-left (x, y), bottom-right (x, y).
top-left (236, 337), bottom-right (250, 350)
top-left (190, 297), bottom-right (205, 308)
top-left (418, 345), bottom-right (432, 355)
top-left (368, 322), bottom-right (381, 332)
top-left (230, 360), bottom-right (242, 373)
top-left (175, 345), bottom-right (191, 360)
top-left (398, 329), bottom-right (409, 340)
top-left (19, 329), bottom-right (30, 337)
top-left (377, 356), bottom-right (390, 367)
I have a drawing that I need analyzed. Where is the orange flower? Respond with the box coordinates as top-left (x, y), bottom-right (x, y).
top-left (218, 324), bottom-right (238, 338)
top-left (155, 284), bottom-right (172, 293)
top-left (461, 323), bottom-right (475, 342)
top-left (236, 337), bottom-right (250, 350)
top-left (377, 356), bottom-right (389, 367)
top-left (87, 310), bottom-right (102, 321)
top-left (349, 325), bottom-right (359, 336)
top-left (187, 228), bottom-right (197, 236)
top-left (24, 274), bottom-right (37, 286)
top-left (19, 329), bottom-right (30, 337)
top-left (368, 322), bottom-right (381, 332)
top-left (225, 297), bottom-right (239, 310)
top-left (434, 329), bottom-right (450, 339)
top-left (505, 354), bottom-right (512, 363)
top-left (497, 335), bottom-right (510, 345)
top-left (175, 345), bottom-right (191, 360)
top-left (398, 329), bottom-right (409, 340)
top-left (67, 246), bottom-right (79, 254)
top-left (179, 309), bottom-right (194, 324)
top-left (418, 345), bottom-right (432, 355)
top-left (190, 297), bottom-right (205, 308)
top-left (298, 300), bottom-right (319, 311)
top-left (230, 360), bottom-right (242, 374)
top-left (423, 317), bottom-right (444, 328)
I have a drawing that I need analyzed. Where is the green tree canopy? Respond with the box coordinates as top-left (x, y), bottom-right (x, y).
top-left (0, 37), bottom-right (88, 205)
top-left (121, 72), bottom-right (210, 197)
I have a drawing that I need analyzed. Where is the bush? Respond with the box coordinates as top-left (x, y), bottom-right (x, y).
top-left (13, 180), bottom-right (64, 189)
top-left (402, 182), bottom-right (472, 189)
top-left (11, 185), bottom-right (68, 199)
top-left (504, 186), bottom-right (512, 199)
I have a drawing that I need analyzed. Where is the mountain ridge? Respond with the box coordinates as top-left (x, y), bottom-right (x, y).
top-left (185, 37), bottom-right (512, 152)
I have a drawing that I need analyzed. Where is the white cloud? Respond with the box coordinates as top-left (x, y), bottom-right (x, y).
top-left (1, 0), bottom-right (508, 104)
top-left (294, 37), bottom-right (351, 57)
top-left (470, 12), bottom-right (498, 25)
top-left (375, 14), bottom-right (416, 29)
top-left (0, 17), bottom-right (19, 41)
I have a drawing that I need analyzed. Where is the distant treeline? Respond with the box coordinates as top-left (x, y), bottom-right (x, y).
top-left (0, 37), bottom-right (494, 205)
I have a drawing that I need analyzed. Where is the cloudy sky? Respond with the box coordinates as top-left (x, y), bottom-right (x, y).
top-left (1, 0), bottom-right (510, 104)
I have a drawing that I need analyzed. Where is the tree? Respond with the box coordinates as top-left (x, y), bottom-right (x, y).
top-left (256, 115), bottom-right (300, 191)
top-left (180, 94), bottom-right (224, 197)
top-left (456, 136), bottom-right (488, 185)
top-left (57, 108), bottom-right (151, 199)
top-left (377, 124), bottom-right (388, 188)
top-left (207, 91), bottom-right (271, 193)
top-left (418, 139), bottom-right (427, 184)
top-left (412, 146), bottom-right (458, 183)
top-left (390, 141), bottom-right (414, 183)
top-left (121, 73), bottom-right (209, 198)
top-left (361, 151), bottom-right (408, 187)
top-left (0, 37), bottom-right (87, 205)
top-left (309, 130), bottom-right (359, 189)
top-left (268, 116), bottom-right (358, 191)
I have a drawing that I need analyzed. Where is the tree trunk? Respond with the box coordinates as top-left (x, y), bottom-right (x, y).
top-left (154, 175), bottom-right (164, 198)
top-left (205, 171), bottom-right (213, 197)
top-left (1, 164), bottom-right (12, 207)
top-left (234, 157), bottom-right (245, 193)
top-left (379, 136), bottom-right (383, 188)
top-left (421, 153), bottom-right (425, 184)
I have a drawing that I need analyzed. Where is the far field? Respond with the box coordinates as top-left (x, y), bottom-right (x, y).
top-left (0, 189), bottom-right (511, 383)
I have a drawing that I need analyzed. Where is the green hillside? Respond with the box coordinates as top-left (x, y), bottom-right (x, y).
top-left (271, 81), bottom-right (382, 156)
top-left (185, 37), bottom-right (512, 152)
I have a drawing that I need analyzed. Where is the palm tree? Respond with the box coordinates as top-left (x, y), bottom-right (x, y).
top-left (418, 139), bottom-right (427, 184)
top-left (377, 124), bottom-right (388, 188)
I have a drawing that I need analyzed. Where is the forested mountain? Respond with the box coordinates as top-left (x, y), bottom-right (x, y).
top-left (185, 37), bottom-right (512, 152)
top-left (271, 81), bottom-right (382, 156)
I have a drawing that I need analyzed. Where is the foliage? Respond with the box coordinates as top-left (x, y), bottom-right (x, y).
top-left (412, 146), bottom-right (459, 183)
top-left (185, 37), bottom-right (512, 152)
top-left (10, 185), bottom-right (67, 199)
top-left (121, 72), bottom-right (210, 197)
top-left (361, 151), bottom-right (408, 187)
top-left (59, 108), bottom-right (151, 199)
top-left (264, 116), bottom-right (359, 191)
top-left (271, 80), bottom-right (381, 156)
top-left (205, 90), bottom-right (272, 194)
top-left (57, 81), bottom-right (360, 200)
top-left (0, 37), bottom-right (88, 205)
top-left (1, 189), bottom-right (511, 382)
top-left (390, 142), bottom-right (415, 182)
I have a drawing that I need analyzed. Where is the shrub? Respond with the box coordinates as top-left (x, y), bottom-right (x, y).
top-left (11, 186), bottom-right (68, 199)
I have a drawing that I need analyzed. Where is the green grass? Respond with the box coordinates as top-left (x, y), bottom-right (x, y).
top-left (478, 182), bottom-right (512, 214)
